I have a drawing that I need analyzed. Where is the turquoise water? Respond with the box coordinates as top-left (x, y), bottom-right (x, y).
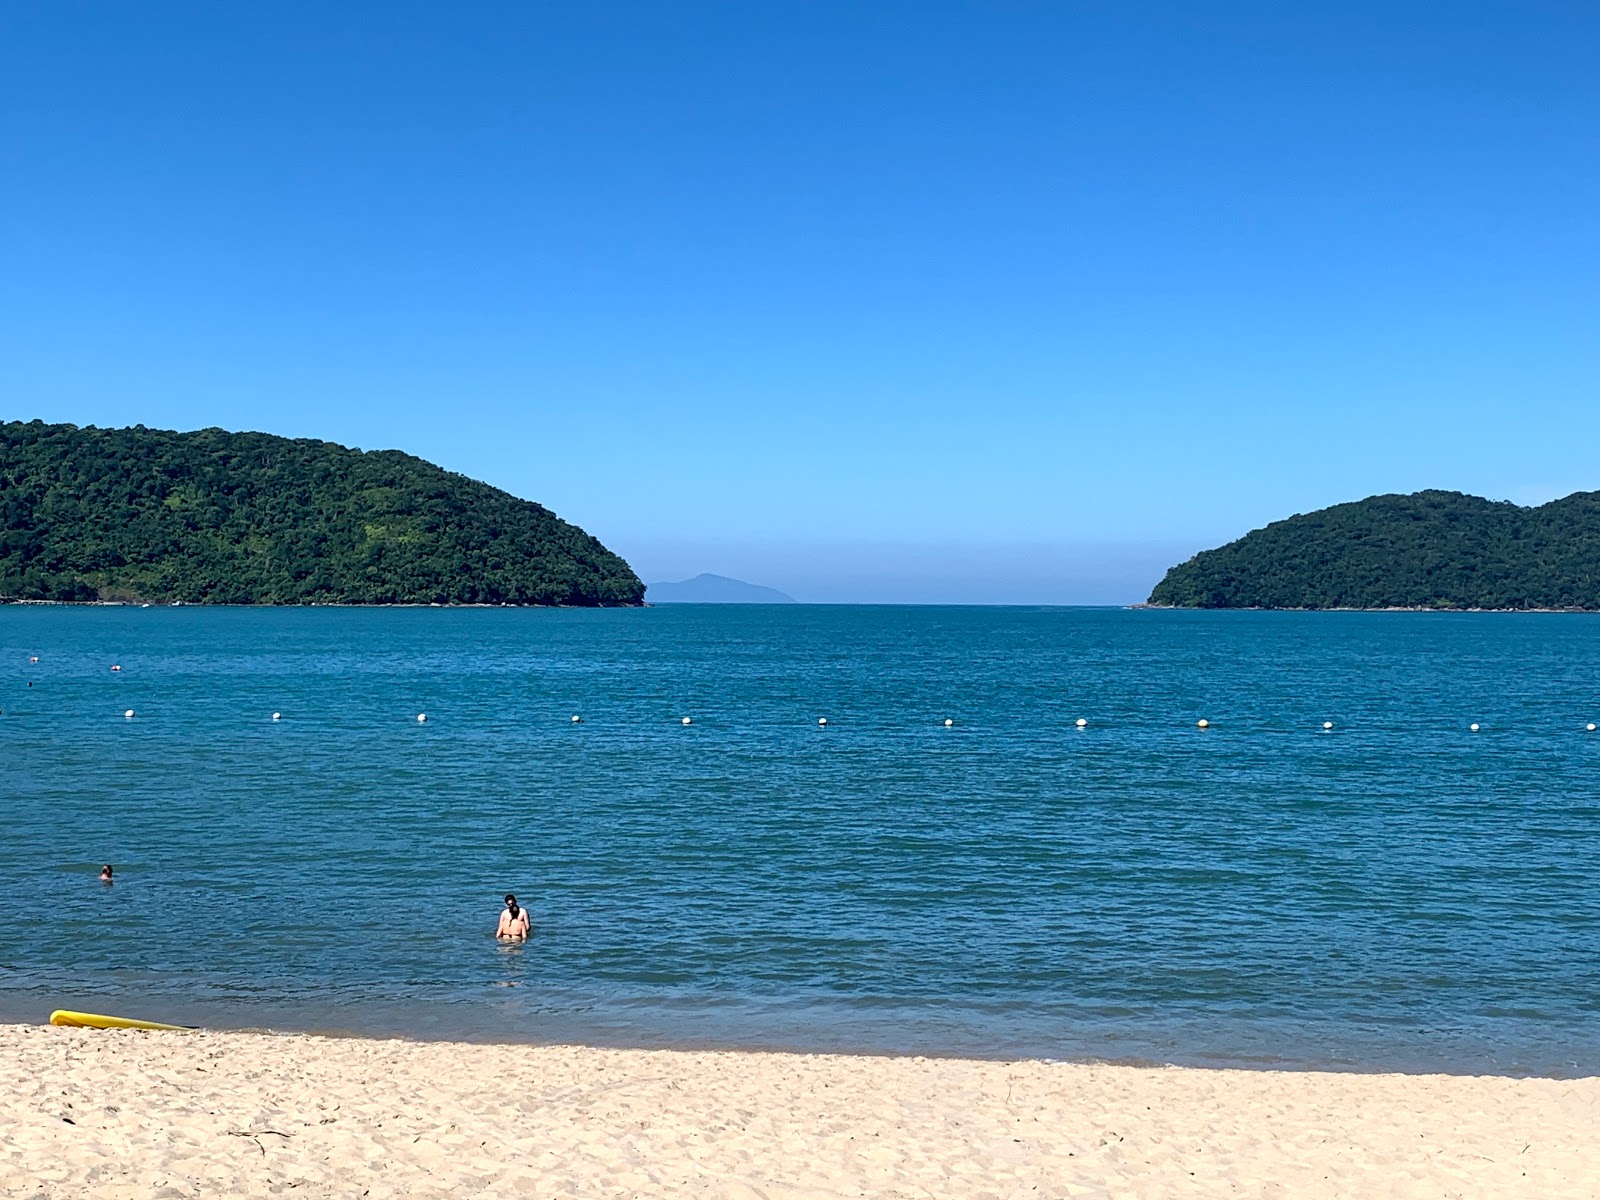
top-left (2, 605), bottom-right (1597, 1075)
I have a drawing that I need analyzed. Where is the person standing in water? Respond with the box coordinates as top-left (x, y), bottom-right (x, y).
top-left (496, 893), bottom-right (530, 939)
top-left (99, 865), bottom-right (114, 884)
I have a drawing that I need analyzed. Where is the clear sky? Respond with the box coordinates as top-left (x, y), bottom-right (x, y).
top-left (4, 2), bottom-right (1597, 602)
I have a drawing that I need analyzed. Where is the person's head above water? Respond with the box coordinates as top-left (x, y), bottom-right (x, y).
top-left (99, 864), bottom-right (113, 881)
top-left (504, 893), bottom-right (519, 916)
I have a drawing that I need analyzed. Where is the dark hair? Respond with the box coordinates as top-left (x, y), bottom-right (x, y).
top-left (504, 893), bottom-right (519, 918)
top-left (101, 864), bottom-right (113, 875)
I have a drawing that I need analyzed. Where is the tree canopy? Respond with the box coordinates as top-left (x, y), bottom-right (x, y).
top-left (0, 420), bottom-right (644, 606)
top-left (1148, 489), bottom-right (1600, 610)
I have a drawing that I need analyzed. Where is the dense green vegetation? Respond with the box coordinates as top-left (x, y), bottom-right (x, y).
top-left (0, 420), bottom-right (644, 605)
top-left (1148, 490), bottom-right (1600, 609)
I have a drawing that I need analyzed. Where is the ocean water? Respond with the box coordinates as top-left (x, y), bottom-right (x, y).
top-left (1, 605), bottom-right (1597, 1076)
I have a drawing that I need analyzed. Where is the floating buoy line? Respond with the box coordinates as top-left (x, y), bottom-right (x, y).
top-left (96, 714), bottom-right (1600, 732)
top-left (71, 699), bottom-right (1600, 736)
top-left (40, 652), bottom-right (1600, 736)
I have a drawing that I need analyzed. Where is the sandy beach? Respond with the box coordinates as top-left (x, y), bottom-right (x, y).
top-left (1, 1024), bottom-right (1594, 1199)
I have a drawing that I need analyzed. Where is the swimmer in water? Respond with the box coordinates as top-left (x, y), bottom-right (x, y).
top-left (496, 893), bottom-right (530, 940)
top-left (99, 864), bottom-right (114, 884)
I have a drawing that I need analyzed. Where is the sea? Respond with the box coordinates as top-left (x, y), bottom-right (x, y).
top-left (2, 605), bottom-right (1597, 1076)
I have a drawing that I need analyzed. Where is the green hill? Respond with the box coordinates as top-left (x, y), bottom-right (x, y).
top-left (0, 420), bottom-right (644, 606)
top-left (1148, 489), bottom-right (1600, 610)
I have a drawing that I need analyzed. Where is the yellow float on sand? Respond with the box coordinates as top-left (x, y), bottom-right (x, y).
top-left (49, 1009), bottom-right (192, 1031)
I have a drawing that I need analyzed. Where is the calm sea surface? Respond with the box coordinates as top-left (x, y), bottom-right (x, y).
top-left (1, 606), bottom-right (1597, 1074)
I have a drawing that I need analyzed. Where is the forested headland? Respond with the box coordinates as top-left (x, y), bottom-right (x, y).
top-left (0, 420), bottom-right (644, 606)
top-left (1148, 489), bottom-right (1600, 610)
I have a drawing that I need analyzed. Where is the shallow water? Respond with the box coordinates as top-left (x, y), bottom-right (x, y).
top-left (2, 605), bottom-right (1597, 1074)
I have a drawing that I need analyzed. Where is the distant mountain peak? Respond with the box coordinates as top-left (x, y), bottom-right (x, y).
top-left (646, 573), bottom-right (797, 604)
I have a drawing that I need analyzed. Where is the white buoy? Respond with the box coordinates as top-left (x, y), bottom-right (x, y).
top-left (1589, 723), bottom-right (1596, 732)
top-left (1323, 721), bottom-right (1333, 730)
top-left (123, 709), bottom-right (135, 719)
top-left (571, 715), bottom-right (582, 723)
top-left (272, 712), bottom-right (282, 721)
top-left (417, 713), bottom-right (428, 723)
top-left (818, 717), bottom-right (828, 726)
top-left (111, 665), bottom-right (122, 672)
top-left (681, 716), bottom-right (692, 725)
top-left (1075, 718), bottom-right (1087, 728)
top-left (1197, 719), bottom-right (1210, 729)
top-left (943, 718), bottom-right (954, 727)
top-left (1470, 723), bottom-right (1480, 732)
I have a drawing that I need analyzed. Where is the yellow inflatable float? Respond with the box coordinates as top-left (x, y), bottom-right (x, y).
top-left (49, 1009), bottom-right (192, 1031)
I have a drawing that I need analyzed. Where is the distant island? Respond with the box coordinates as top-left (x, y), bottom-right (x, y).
top-left (1148, 489), bottom-right (1600, 610)
top-left (646, 573), bottom-right (796, 604)
top-left (0, 420), bottom-right (644, 606)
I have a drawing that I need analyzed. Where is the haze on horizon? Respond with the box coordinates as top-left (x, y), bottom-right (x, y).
top-left (4, 3), bottom-right (1596, 604)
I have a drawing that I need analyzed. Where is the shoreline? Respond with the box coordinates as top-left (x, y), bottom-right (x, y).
top-left (6, 1015), bottom-right (1598, 1078)
top-left (2, 1015), bottom-right (1580, 1082)
top-left (12, 597), bottom-right (1600, 611)
top-left (0, 598), bottom-right (648, 609)
top-left (3, 1023), bottom-right (1594, 1198)
top-left (1133, 602), bottom-right (1600, 613)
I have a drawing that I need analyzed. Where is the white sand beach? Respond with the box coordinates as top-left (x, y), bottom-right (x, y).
top-left (1, 1024), bottom-right (1594, 1199)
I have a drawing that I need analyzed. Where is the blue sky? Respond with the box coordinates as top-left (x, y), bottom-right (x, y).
top-left (4, 2), bottom-right (1597, 602)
